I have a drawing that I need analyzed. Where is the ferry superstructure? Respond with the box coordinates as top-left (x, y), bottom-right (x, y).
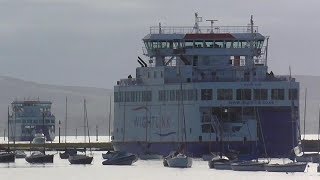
top-left (9, 100), bottom-right (56, 141)
top-left (112, 14), bottom-right (300, 157)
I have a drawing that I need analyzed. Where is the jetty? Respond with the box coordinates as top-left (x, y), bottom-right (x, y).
top-left (0, 142), bottom-right (113, 151)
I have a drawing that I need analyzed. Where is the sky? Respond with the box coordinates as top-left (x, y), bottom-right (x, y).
top-left (0, 0), bottom-right (319, 88)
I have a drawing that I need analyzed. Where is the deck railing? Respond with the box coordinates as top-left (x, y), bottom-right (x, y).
top-left (150, 26), bottom-right (259, 34)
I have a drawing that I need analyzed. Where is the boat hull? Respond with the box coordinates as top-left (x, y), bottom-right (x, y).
top-left (166, 156), bottom-right (192, 168)
top-left (231, 161), bottom-right (267, 171)
top-left (68, 155), bottom-right (93, 164)
top-left (265, 162), bottom-right (307, 172)
top-left (25, 154), bottom-right (54, 163)
top-left (0, 152), bottom-right (15, 163)
top-left (102, 154), bottom-right (137, 165)
top-left (213, 162), bottom-right (232, 170)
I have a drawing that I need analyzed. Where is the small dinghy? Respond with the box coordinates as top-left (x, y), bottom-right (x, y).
top-left (165, 153), bottom-right (192, 168)
top-left (15, 150), bottom-right (26, 159)
top-left (102, 151), bottom-right (137, 165)
top-left (25, 151), bottom-right (54, 164)
top-left (0, 152), bottom-right (15, 163)
top-left (265, 162), bottom-right (307, 172)
top-left (68, 154), bottom-right (93, 164)
top-left (208, 156), bottom-right (230, 170)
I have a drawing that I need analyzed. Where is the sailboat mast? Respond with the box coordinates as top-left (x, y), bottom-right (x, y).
top-left (85, 99), bottom-right (91, 153)
top-left (7, 106), bottom-right (10, 151)
top-left (42, 111), bottom-right (46, 155)
top-left (108, 96), bottom-right (112, 142)
top-left (303, 88), bottom-right (307, 154)
top-left (65, 97), bottom-right (67, 146)
top-left (318, 105), bottom-right (320, 155)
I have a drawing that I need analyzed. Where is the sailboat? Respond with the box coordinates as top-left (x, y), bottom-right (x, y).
top-left (139, 103), bottom-right (162, 160)
top-left (60, 97), bottom-right (77, 159)
top-left (25, 111), bottom-right (54, 163)
top-left (0, 106), bottom-right (15, 163)
top-left (265, 79), bottom-right (308, 172)
top-left (102, 96), bottom-right (120, 160)
top-left (230, 106), bottom-right (269, 171)
top-left (163, 74), bottom-right (192, 168)
top-left (68, 98), bottom-right (93, 164)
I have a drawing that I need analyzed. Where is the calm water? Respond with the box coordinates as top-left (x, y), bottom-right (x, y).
top-left (0, 152), bottom-right (319, 180)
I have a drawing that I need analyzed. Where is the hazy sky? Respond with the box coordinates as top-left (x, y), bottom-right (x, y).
top-left (0, 0), bottom-right (319, 88)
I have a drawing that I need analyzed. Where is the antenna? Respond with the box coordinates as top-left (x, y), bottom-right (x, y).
top-left (206, 19), bottom-right (218, 33)
top-left (250, 15), bottom-right (254, 34)
top-left (159, 22), bottom-right (162, 34)
top-left (193, 12), bottom-right (202, 33)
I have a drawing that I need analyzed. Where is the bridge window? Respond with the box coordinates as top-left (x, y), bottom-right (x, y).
top-left (226, 41), bottom-right (233, 48)
top-left (194, 41), bottom-right (204, 48)
top-left (201, 89), bottom-right (213, 100)
top-left (236, 89), bottom-right (252, 100)
top-left (214, 41), bottom-right (224, 48)
top-left (240, 41), bottom-right (248, 48)
top-left (185, 41), bottom-right (193, 48)
top-left (253, 89), bottom-right (268, 100)
top-left (205, 41), bottom-right (213, 48)
top-left (233, 41), bottom-right (240, 48)
top-left (217, 89), bottom-right (233, 100)
top-left (271, 89), bottom-right (285, 100)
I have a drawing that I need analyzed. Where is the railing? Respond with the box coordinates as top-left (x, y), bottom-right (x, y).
top-left (150, 26), bottom-right (259, 34)
top-left (117, 78), bottom-right (140, 86)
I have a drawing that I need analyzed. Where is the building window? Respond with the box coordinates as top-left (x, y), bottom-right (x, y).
top-left (271, 89), bottom-right (285, 100)
top-left (289, 88), bottom-right (298, 100)
top-left (253, 89), bottom-right (268, 100)
top-left (217, 89), bottom-right (233, 100)
top-left (236, 89), bottom-right (252, 100)
top-left (201, 89), bottom-right (212, 100)
top-left (154, 71), bottom-right (157, 78)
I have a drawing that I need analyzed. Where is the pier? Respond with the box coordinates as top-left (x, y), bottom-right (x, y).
top-left (0, 142), bottom-right (113, 151)
top-left (0, 140), bottom-right (319, 152)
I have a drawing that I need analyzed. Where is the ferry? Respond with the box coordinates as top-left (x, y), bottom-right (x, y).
top-left (9, 100), bottom-right (56, 141)
top-left (112, 13), bottom-right (300, 158)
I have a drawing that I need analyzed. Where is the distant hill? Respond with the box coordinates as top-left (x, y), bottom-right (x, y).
top-left (0, 76), bottom-right (113, 136)
top-left (0, 75), bottom-right (319, 138)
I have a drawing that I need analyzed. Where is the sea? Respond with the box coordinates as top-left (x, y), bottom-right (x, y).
top-left (0, 136), bottom-right (319, 180)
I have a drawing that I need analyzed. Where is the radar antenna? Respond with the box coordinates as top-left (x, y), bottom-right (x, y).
top-left (193, 12), bottom-right (202, 33)
top-left (206, 19), bottom-right (218, 33)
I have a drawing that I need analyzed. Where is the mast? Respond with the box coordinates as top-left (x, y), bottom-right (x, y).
top-left (42, 110), bottom-right (46, 155)
top-left (318, 106), bottom-right (320, 155)
top-left (85, 98), bottom-right (91, 154)
top-left (108, 96), bottom-right (112, 142)
top-left (83, 98), bottom-right (87, 155)
top-left (65, 97), bottom-right (67, 147)
top-left (303, 88), bottom-right (307, 155)
top-left (7, 106), bottom-right (10, 151)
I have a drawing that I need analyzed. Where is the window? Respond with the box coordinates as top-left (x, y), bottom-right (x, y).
top-left (254, 89), bottom-right (268, 100)
top-left (217, 89), bottom-right (233, 100)
top-left (214, 41), bottom-right (224, 48)
top-left (205, 41), bottom-right (213, 48)
top-left (271, 89), bottom-right (285, 100)
top-left (154, 71), bottom-right (157, 78)
top-left (185, 41), bottom-right (193, 48)
top-left (147, 72), bottom-right (150, 78)
top-left (194, 41), bottom-right (204, 48)
top-left (226, 41), bottom-right (233, 48)
top-left (289, 88), bottom-right (298, 100)
top-left (201, 89), bottom-right (213, 100)
top-left (236, 89), bottom-right (252, 100)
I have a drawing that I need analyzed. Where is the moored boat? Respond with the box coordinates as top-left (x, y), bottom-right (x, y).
top-left (25, 151), bottom-right (54, 164)
top-left (231, 161), bottom-right (268, 171)
top-left (102, 151), bottom-right (137, 165)
top-left (264, 162), bottom-right (307, 172)
top-left (68, 154), bottom-right (93, 165)
top-left (165, 153), bottom-right (192, 168)
top-left (0, 152), bottom-right (15, 163)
